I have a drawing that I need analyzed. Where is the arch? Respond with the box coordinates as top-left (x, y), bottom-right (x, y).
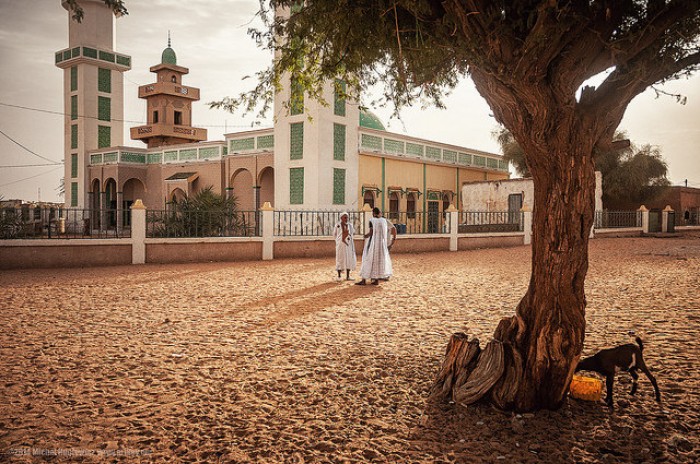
top-left (170, 188), bottom-right (187, 204)
top-left (406, 192), bottom-right (417, 219)
top-left (258, 167), bottom-right (275, 208)
top-left (389, 191), bottom-right (400, 220)
top-left (104, 178), bottom-right (117, 209)
top-left (90, 179), bottom-right (101, 210)
top-left (121, 178), bottom-right (146, 225)
top-left (442, 192), bottom-right (452, 213)
top-left (230, 168), bottom-right (255, 211)
top-left (363, 190), bottom-right (375, 209)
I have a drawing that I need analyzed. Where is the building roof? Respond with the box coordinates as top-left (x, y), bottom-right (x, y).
top-left (359, 110), bottom-right (386, 131)
top-left (161, 46), bottom-right (177, 65)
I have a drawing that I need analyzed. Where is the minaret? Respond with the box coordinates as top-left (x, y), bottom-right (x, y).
top-left (130, 35), bottom-right (207, 148)
top-left (273, 7), bottom-right (360, 210)
top-left (56, 0), bottom-right (131, 209)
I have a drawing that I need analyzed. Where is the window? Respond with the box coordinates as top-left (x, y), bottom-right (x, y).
top-left (290, 76), bottom-right (304, 115)
top-left (333, 123), bottom-right (345, 160)
top-left (98, 96), bottom-right (111, 121)
top-left (98, 68), bottom-right (111, 93)
top-left (389, 192), bottom-right (400, 220)
top-left (71, 125), bottom-right (78, 149)
top-left (71, 154), bottom-right (78, 178)
top-left (71, 95), bottom-right (78, 120)
top-left (407, 193), bottom-right (416, 219)
top-left (70, 182), bottom-right (78, 207)
top-left (363, 191), bottom-right (375, 209)
top-left (174, 111), bottom-right (182, 125)
top-left (333, 168), bottom-right (345, 205)
top-left (153, 110), bottom-right (159, 123)
top-left (70, 66), bottom-right (77, 91)
top-left (171, 75), bottom-right (177, 83)
top-left (97, 125), bottom-right (110, 148)
top-left (334, 79), bottom-right (346, 116)
top-left (290, 168), bottom-right (304, 205)
top-left (290, 122), bottom-right (303, 160)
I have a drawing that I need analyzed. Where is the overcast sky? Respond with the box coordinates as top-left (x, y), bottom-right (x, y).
top-left (1, 0), bottom-right (699, 203)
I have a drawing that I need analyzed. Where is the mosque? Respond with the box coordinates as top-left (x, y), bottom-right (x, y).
top-left (55, 0), bottom-right (509, 227)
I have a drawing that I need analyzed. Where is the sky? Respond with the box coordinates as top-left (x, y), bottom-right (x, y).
top-left (1, 0), bottom-right (699, 203)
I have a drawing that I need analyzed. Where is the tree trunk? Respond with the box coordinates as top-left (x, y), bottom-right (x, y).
top-left (431, 69), bottom-right (598, 411)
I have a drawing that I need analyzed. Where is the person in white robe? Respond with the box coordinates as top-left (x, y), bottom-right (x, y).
top-left (334, 212), bottom-right (357, 281)
top-left (357, 207), bottom-right (396, 286)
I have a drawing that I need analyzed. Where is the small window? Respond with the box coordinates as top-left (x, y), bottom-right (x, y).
top-left (174, 111), bottom-right (182, 125)
top-left (153, 111), bottom-right (159, 123)
top-left (389, 192), bottom-right (400, 220)
top-left (171, 75), bottom-right (177, 83)
top-left (407, 193), bottom-right (416, 219)
top-left (363, 191), bottom-right (375, 210)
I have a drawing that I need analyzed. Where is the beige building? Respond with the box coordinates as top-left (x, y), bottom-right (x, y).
top-left (58, 0), bottom-right (509, 231)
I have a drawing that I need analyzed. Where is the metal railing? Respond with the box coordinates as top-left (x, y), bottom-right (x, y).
top-left (388, 211), bottom-right (451, 235)
top-left (594, 211), bottom-right (642, 229)
top-left (458, 211), bottom-right (523, 233)
top-left (274, 211), bottom-right (364, 237)
top-left (1, 207), bottom-right (131, 239)
top-left (146, 210), bottom-right (260, 238)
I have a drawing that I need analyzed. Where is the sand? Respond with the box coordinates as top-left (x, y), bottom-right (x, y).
top-left (0, 234), bottom-right (698, 463)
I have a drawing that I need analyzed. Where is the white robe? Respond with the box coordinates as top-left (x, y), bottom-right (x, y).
top-left (360, 217), bottom-right (393, 280)
top-left (334, 220), bottom-right (357, 271)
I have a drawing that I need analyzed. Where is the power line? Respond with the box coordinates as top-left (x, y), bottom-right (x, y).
top-left (0, 101), bottom-right (264, 129)
top-left (0, 166), bottom-right (63, 188)
top-left (0, 128), bottom-right (62, 164)
top-left (0, 163), bottom-right (63, 168)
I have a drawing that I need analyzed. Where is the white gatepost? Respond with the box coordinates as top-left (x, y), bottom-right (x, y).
top-left (639, 205), bottom-right (650, 234)
top-left (662, 205), bottom-right (674, 233)
top-left (447, 204), bottom-right (459, 251)
top-left (130, 199), bottom-right (146, 264)
top-left (521, 205), bottom-right (533, 245)
top-left (261, 202), bottom-right (274, 260)
top-left (362, 203), bottom-right (372, 235)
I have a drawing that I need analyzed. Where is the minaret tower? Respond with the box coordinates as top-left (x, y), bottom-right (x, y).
top-left (273, 6), bottom-right (360, 210)
top-left (55, 0), bottom-right (131, 209)
top-left (130, 36), bottom-right (207, 148)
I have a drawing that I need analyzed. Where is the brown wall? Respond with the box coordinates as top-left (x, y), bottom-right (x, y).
top-left (146, 241), bottom-right (262, 263)
top-left (392, 237), bottom-right (451, 254)
top-left (457, 235), bottom-right (523, 250)
top-left (274, 239), bottom-right (339, 259)
top-left (0, 244), bottom-right (132, 269)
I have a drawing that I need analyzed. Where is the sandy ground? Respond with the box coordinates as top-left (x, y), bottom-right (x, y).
top-left (1, 235), bottom-right (699, 463)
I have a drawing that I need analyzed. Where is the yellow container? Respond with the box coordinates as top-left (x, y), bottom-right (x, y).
top-left (570, 375), bottom-right (603, 401)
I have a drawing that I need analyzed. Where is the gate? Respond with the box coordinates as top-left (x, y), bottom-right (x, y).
top-left (649, 210), bottom-right (661, 232)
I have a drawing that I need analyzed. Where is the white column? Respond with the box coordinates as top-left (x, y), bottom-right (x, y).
top-left (447, 204), bottom-right (458, 251)
top-left (662, 205), bottom-right (673, 233)
top-left (362, 202), bottom-right (372, 235)
top-left (130, 199), bottom-right (146, 264)
top-left (261, 202), bottom-right (274, 260)
top-left (639, 205), bottom-right (649, 234)
top-left (521, 205), bottom-right (533, 245)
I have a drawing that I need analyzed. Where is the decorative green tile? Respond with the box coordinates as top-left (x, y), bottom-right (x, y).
top-left (443, 150), bottom-right (457, 163)
top-left (63, 50), bottom-right (72, 61)
top-left (333, 168), bottom-right (345, 205)
top-left (459, 152), bottom-right (472, 165)
top-left (103, 152), bottom-right (117, 163)
top-left (116, 55), bottom-right (131, 67)
top-left (179, 149), bottom-right (197, 161)
top-left (97, 125), bottom-right (111, 148)
top-left (70, 66), bottom-right (77, 91)
top-left (71, 47), bottom-right (80, 58)
top-left (55, 52), bottom-right (63, 64)
top-left (231, 137), bottom-right (255, 151)
top-left (360, 134), bottom-right (382, 151)
top-left (120, 152), bottom-right (146, 163)
top-left (487, 157), bottom-right (499, 169)
top-left (427, 191), bottom-right (439, 201)
top-left (333, 124), bottom-right (345, 160)
top-left (164, 151), bottom-right (178, 162)
top-left (406, 142), bottom-right (424, 156)
top-left (71, 153), bottom-right (78, 177)
top-left (98, 96), bottom-right (110, 121)
top-left (290, 167), bottom-right (304, 205)
top-left (98, 50), bottom-right (115, 62)
top-left (290, 122), bottom-right (303, 160)
top-left (257, 134), bottom-right (274, 149)
top-left (90, 153), bottom-right (103, 165)
top-left (499, 160), bottom-right (509, 171)
top-left (426, 146), bottom-right (441, 160)
top-left (71, 125), bottom-right (78, 149)
top-left (98, 68), bottom-right (111, 93)
top-left (70, 182), bottom-right (78, 207)
top-left (198, 147), bottom-right (219, 159)
top-left (473, 155), bottom-right (486, 167)
top-left (82, 47), bottom-right (97, 58)
top-left (290, 77), bottom-right (304, 115)
top-left (71, 95), bottom-right (78, 120)
top-left (384, 139), bottom-right (404, 154)
top-left (147, 153), bottom-right (162, 164)
top-left (334, 79), bottom-right (346, 117)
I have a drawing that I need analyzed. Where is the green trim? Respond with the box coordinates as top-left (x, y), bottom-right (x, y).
top-left (456, 169), bottom-right (460, 211)
top-left (97, 125), bottom-right (110, 148)
top-left (98, 68), bottom-right (111, 93)
top-left (71, 154), bottom-right (78, 178)
top-left (290, 167), bottom-right (304, 204)
top-left (333, 168), bottom-right (345, 205)
top-left (422, 163), bottom-right (427, 232)
top-left (333, 123), bottom-right (345, 160)
top-left (70, 125), bottom-right (78, 149)
top-left (70, 66), bottom-right (77, 91)
top-left (70, 182), bottom-right (78, 207)
top-left (290, 122), bottom-right (303, 160)
top-left (98, 50), bottom-right (115, 63)
top-left (381, 158), bottom-right (385, 212)
top-left (70, 95), bottom-right (78, 120)
top-left (97, 96), bottom-right (110, 121)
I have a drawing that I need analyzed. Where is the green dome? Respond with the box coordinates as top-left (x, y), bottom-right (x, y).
top-left (359, 110), bottom-right (386, 131)
top-left (161, 47), bottom-right (177, 65)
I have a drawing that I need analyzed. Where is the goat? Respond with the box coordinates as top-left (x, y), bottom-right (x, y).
top-left (576, 337), bottom-right (661, 408)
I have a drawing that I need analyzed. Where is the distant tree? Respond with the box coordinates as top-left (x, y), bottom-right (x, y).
top-left (495, 128), bottom-right (670, 208)
top-left (159, 187), bottom-right (243, 237)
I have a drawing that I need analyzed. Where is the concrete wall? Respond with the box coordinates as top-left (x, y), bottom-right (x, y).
top-left (0, 241), bottom-right (131, 269)
top-left (146, 239), bottom-right (262, 264)
top-left (457, 234), bottom-right (524, 250)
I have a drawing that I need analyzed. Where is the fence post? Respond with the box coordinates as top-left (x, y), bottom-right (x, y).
top-left (261, 201), bottom-right (274, 260)
top-left (362, 203), bottom-right (372, 234)
top-left (130, 199), bottom-right (146, 264)
top-left (447, 204), bottom-right (459, 251)
top-left (639, 205), bottom-right (649, 234)
top-left (521, 205), bottom-right (532, 245)
top-left (662, 205), bottom-right (674, 233)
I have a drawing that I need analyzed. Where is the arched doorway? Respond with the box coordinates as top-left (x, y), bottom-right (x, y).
top-left (90, 179), bottom-right (101, 230)
top-left (230, 168), bottom-right (255, 211)
top-left (389, 191), bottom-right (400, 220)
top-left (122, 178), bottom-right (146, 226)
top-left (104, 178), bottom-right (117, 228)
top-left (363, 190), bottom-right (375, 210)
top-left (258, 167), bottom-right (274, 208)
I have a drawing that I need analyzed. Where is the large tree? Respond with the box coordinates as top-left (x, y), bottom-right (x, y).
top-left (80, 0), bottom-right (700, 411)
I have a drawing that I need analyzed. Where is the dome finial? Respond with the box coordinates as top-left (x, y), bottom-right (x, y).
top-left (168, 30), bottom-right (171, 48)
